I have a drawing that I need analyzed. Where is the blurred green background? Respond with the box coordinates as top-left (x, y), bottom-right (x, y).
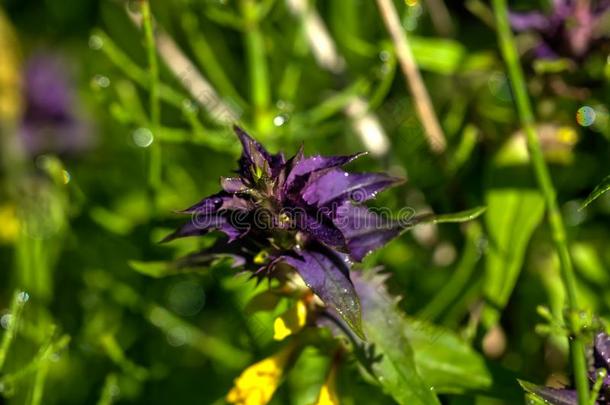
top-left (1, 0), bottom-right (610, 404)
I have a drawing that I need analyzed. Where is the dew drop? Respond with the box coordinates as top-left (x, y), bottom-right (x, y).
top-left (17, 291), bottom-right (29, 303)
top-left (343, 172), bottom-right (349, 177)
top-left (92, 74), bottom-right (110, 89)
top-left (88, 35), bottom-right (104, 50)
top-left (166, 326), bottom-right (188, 347)
top-left (1, 314), bottom-right (12, 330)
top-left (182, 99), bottom-right (198, 113)
top-left (273, 114), bottom-right (287, 127)
top-left (62, 170), bottom-right (71, 185)
top-left (132, 128), bottom-right (154, 148)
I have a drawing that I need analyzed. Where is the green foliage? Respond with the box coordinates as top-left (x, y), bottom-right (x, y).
top-left (2, 0), bottom-right (610, 403)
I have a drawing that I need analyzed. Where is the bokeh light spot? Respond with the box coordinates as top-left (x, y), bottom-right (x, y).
top-left (576, 106), bottom-right (596, 127)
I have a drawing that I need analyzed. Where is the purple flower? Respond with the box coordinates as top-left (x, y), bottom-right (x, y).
top-left (510, 0), bottom-right (610, 60)
top-left (522, 332), bottom-right (610, 404)
top-left (20, 52), bottom-right (93, 156)
top-left (164, 126), bottom-right (407, 338)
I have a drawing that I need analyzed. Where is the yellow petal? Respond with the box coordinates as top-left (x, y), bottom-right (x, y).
top-left (314, 365), bottom-right (340, 405)
top-left (226, 345), bottom-right (293, 405)
top-left (0, 204), bottom-right (20, 244)
top-left (273, 299), bottom-right (307, 341)
top-left (0, 9), bottom-right (22, 122)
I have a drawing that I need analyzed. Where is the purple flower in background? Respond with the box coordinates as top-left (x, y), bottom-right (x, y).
top-left (510, 0), bottom-right (610, 60)
top-left (20, 52), bottom-right (93, 155)
top-left (522, 332), bottom-right (610, 404)
top-left (164, 126), bottom-right (407, 337)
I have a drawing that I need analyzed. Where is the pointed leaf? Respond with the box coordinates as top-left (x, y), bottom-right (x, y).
top-left (519, 381), bottom-right (577, 405)
top-left (580, 174), bottom-right (610, 210)
top-left (128, 254), bottom-right (242, 278)
top-left (482, 138), bottom-right (547, 327)
top-left (407, 206), bottom-right (487, 226)
top-left (351, 271), bottom-right (440, 405)
top-left (402, 318), bottom-right (492, 393)
top-left (333, 203), bottom-right (410, 261)
top-left (285, 152), bottom-right (366, 193)
top-left (302, 168), bottom-right (403, 206)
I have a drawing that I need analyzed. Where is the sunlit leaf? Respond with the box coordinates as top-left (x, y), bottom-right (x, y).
top-left (403, 318), bottom-right (492, 394)
top-left (482, 137), bottom-right (546, 327)
top-left (352, 272), bottom-right (440, 405)
top-left (410, 36), bottom-right (465, 75)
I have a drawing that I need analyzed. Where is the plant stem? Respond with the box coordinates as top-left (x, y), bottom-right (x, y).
top-left (140, 0), bottom-right (162, 191)
top-left (240, 0), bottom-right (272, 136)
top-left (0, 291), bottom-right (28, 372)
top-left (376, 0), bottom-right (447, 154)
top-left (491, 0), bottom-right (589, 403)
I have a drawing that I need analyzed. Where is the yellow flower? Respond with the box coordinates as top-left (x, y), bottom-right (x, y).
top-left (0, 9), bottom-right (22, 122)
top-left (273, 299), bottom-right (308, 341)
top-left (0, 204), bottom-right (20, 243)
top-left (314, 364), bottom-right (340, 405)
top-left (227, 345), bottom-right (293, 405)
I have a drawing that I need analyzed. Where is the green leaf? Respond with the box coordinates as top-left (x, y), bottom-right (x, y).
top-left (430, 206), bottom-right (487, 224)
top-left (403, 318), bottom-right (492, 394)
top-left (286, 347), bottom-right (330, 405)
top-left (353, 272), bottom-right (440, 405)
top-left (128, 255), bottom-right (236, 278)
top-left (410, 36), bottom-right (466, 75)
top-left (519, 380), bottom-right (577, 405)
top-left (580, 174), bottom-right (610, 210)
top-left (482, 137), bottom-right (546, 327)
top-left (407, 206), bottom-right (487, 228)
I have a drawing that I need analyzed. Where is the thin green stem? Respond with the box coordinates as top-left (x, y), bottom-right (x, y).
top-left (140, 0), bottom-right (162, 191)
top-left (240, 0), bottom-right (272, 136)
top-left (418, 222), bottom-right (481, 321)
top-left (0, 291), bottom-right (28, 372)
top-left (93, 30), bottom-right (185, 107)
top-left (491, 0), bottom-right (589, 403)
top-left (181, 12), bottom-right (246, 109)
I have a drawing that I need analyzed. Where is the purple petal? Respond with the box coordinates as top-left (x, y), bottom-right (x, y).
top-left (280, 245), bottom-right (364, 338)
top-left (302, 168), bottom-right (403, 207)
top-left (509, 11), bottom-right (550, 31)
top-left (161, 215), bottom-right (243, 242)
top-left (233, 125), bottom-right (284, 178)
top-left (298, 209), bottom-right (347, 249)
top-left (593, 332), bottom-right (610, 386)
top-left (221, 177), bottom-right (247, 193)
top-left (284, 152), bottom-right (366, 193)
top-left (24, 53), bottom-right (74, 120)
top-left (179, 194), bottom-right (250, 214)
top-left (334, 203), bottom-right (407, 262)
top-left (20, 53), bottom-right (95, 155)
top-left (533, 42), bottom-right (560, 59)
